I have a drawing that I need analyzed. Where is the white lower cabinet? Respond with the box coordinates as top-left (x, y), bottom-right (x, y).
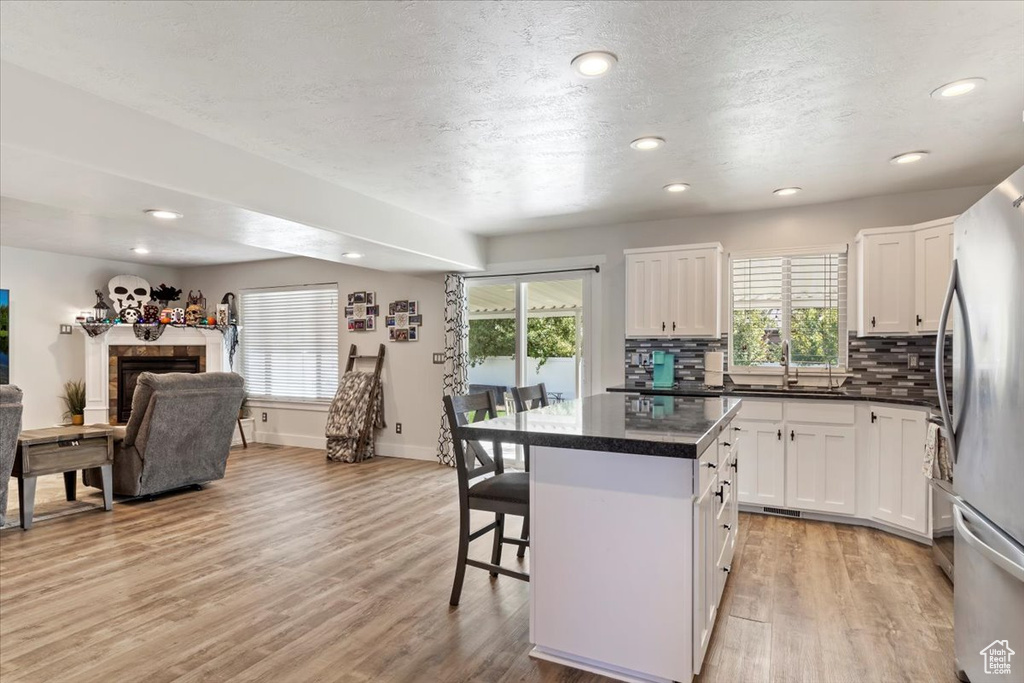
top-left (735, 419), bottom-right (785, 506)
top-left (732, 398), bottom-right (932, 539)
top-left (784, 423), bottom-right (857, 515)
top-left (865, 405), bottom-right (929, 535)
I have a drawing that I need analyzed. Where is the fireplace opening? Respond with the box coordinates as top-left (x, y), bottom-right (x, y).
top-left (117, 356), bottom-right (201, 424)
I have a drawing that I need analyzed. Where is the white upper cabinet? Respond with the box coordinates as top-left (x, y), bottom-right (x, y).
top-left (626, 243), bottom-right (722, 338)
top-left (857, 216), bottom-right (956, 336)
top-left (625, 252), bottom-right (670, 337)
top-left (914, 219), bottom-right (955, 333)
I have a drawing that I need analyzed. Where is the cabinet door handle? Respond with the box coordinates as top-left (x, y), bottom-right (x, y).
top-left (871, 411), bottom-right (877, 423)
top-left (722, 480), bottom-right (731, 487)
top-left (790, 430), bottom-right (795, 441)
top-left (722, 524), bottom-right (731, 530)
top-left (722, 566), bottom-right (731, 573)
top-left (871, 315), bottom-right (876, 328)
top-left (732, 426), bottom-right (741, 432)
top-left (916, 314), bottom-right (922, 326)
top-left (705, 462), bottom-right (716, 469)
top-left (672, 321), bottom-right (676, 331)
top-left (731, 460), bottom-right (738, 471)
top-left (662, 321), bottom-right (666, 332)
top-left (714, 487), bottom-right (724, 501)
top-left (777, 429), bottom-right (782, 440)
top-left (721, 441), bottom-right (731, 447)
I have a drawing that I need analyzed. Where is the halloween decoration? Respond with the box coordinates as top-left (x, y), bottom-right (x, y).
top-left (218, 292), bottom-right (237, 325)
top-left (133, 322), bottom-right (165, 342)
top-left (91, 289), bottom-right (112, 322)
top-left (184, 290), bottom-right (206, 326)
top-left (386, 300), bottom-right (421, 342)
top-left (108, 275), bottom-right (150, 321)
top-left (170, 308), bottom-right (186, 324)
top-left (150, 284), bottom-right (182, 306)
top-left (142, 302), bottom-right (161, 323)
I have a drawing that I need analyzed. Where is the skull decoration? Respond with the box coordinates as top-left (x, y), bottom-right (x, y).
top-left (184, 290), bottom-right (206, 326)
top-left (108, 275), bottom-right (151, 321)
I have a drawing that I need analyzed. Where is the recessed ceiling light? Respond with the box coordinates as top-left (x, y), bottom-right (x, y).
top-left (570, 51), bottom-right (618, 78)
top-left (931, 77), bottom-right (985, 99)
top-left (663, 183), bottom-right (690, 193)
top-left (131, 247), bottom-right (150, 255)
top-left (145, 209), bottom-right (182, 220)
top-left (630, 137), bottom-right (665, 151)
top-left (890, 151), bottom-right (929, 165)
top-left (342, 252), bottom-right (363, 259)
top-left (773, 187), bottom-right (802, 196)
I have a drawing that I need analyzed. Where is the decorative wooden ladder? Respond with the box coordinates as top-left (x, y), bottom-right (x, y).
top-left (343, 343), bottom-right (387, 458)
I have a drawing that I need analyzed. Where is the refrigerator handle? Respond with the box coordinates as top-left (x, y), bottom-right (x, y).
top-left (936, 259), bottom-right (958, 463)
top-left (954, 503), bottom-right (1024, 583)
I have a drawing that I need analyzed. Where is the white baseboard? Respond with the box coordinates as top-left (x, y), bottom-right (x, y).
top-left (252, 431), bottom-right (438, 462)
top-left (255, 431), bottom-right (327, 449)
top-left (374, 441), bottom-right (438, 461)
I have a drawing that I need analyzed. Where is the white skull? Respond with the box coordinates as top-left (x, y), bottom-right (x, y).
top-left (108, 274), bottom-right (151, 319)
top-left (121, 308), bottom-right (141, 323)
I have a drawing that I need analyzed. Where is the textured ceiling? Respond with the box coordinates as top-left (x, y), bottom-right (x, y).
top-left (1, 1), bottom-right (1023, 236)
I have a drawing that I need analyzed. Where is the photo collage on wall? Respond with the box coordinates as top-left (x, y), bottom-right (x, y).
top-left (386, 300), bottom-right (422, 342)
top-left (345, 291), bottom-right (379, 331)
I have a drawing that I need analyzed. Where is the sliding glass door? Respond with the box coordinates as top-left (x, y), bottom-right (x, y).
top-left (467, 272), bottom-right (593, 463)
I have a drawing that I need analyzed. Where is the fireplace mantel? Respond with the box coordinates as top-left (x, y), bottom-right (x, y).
top-left (80, 325), bottom-right (229, 425)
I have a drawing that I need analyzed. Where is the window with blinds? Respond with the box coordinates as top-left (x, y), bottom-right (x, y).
top-left (241, 285), bottom-right (339, 401)
top-left (731, 249), bottom-right (847, 369)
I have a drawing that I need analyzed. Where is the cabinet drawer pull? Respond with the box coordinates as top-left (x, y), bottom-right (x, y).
top-left (722, 566), bottom-right (731, 573)
top-left (722, 524), bottom-right (731, 530)
top-left (721, 441), bottom-right (731, 447)
top-left (705, 462), bottom-right (716, 469)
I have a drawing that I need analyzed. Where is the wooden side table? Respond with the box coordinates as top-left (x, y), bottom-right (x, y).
top-left (14, 425), bottom-right (115, 530)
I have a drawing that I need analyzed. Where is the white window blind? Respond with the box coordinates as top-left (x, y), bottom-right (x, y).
top-left (731, 249), bottom-right (847, 368)
top-left (241, 285), bottom-right (339, 401)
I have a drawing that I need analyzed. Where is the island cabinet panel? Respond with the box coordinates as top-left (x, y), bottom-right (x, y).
top-left (784, 424), bottom-right (856, 515)
top-left (864, 405), bottom-right (929, 535)
top-left (529, 445), bottom-right (696, 682)
top-left (693, 470), bottom-right (718, 676)
top-left (735, 419), bottom-right (785, 506)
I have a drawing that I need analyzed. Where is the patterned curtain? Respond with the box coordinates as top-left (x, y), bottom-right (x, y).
top-left (437, 273), bottom-right (469, 467)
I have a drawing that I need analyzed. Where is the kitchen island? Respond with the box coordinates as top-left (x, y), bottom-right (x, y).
top-left (458, 392), bottom-right (742, 683)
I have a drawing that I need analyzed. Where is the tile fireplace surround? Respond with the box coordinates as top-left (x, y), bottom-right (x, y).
top-left (80, 325), bottom-right (229, 425)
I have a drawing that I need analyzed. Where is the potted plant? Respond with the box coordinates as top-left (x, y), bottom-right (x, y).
top-left (61, 379), bottom-right (87, 425)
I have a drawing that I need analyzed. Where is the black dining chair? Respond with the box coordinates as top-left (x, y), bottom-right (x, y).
top-left (509, 383), bottom-right (548, 557)
top-left (443, 392), bottom-right (529, 607)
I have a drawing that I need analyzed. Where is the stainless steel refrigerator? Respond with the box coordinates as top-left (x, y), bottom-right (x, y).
top-left (937, 165), bottom-right (1024, 682)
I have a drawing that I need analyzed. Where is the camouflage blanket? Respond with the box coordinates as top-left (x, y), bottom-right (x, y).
top-left (325, 371), bottom-right (385, 463)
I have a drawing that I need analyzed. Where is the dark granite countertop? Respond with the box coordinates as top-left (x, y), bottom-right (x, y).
top-left (456, 393), bottom-right (742, 459)
top-left (606, 382), bottom-right (940, 409)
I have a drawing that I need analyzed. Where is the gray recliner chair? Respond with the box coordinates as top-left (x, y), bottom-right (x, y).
top-left (84, 372), bottom-right (244, 497)
top-left (1, 385), bottom-right (25, 527)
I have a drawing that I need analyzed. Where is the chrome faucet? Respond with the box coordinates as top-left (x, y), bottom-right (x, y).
top-left (781, 339), bottom-right (798, 388)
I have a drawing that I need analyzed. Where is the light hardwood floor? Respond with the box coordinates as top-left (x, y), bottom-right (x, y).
top-left (0, 445), bottom-right (956, 683)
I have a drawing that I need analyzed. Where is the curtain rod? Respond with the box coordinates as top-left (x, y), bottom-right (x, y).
top-left (463, 265), bottom-right (600, 280)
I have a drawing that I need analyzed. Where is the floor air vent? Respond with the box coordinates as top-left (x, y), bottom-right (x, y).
top-left (762, 506), bottom-right (802, 518)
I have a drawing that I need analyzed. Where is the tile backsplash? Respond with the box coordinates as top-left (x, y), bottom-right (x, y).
top-left (624, 333), bottom-right (952, 403)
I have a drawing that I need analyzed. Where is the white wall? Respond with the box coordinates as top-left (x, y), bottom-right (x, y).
top-left (468, 357), bottom-right (578, 401)
top-left (485, 185), bottom-right (992, 390)
top-left (182, 257), bottom-right (446, 461)
top-left (0, 245), bottom-right (181, 429)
